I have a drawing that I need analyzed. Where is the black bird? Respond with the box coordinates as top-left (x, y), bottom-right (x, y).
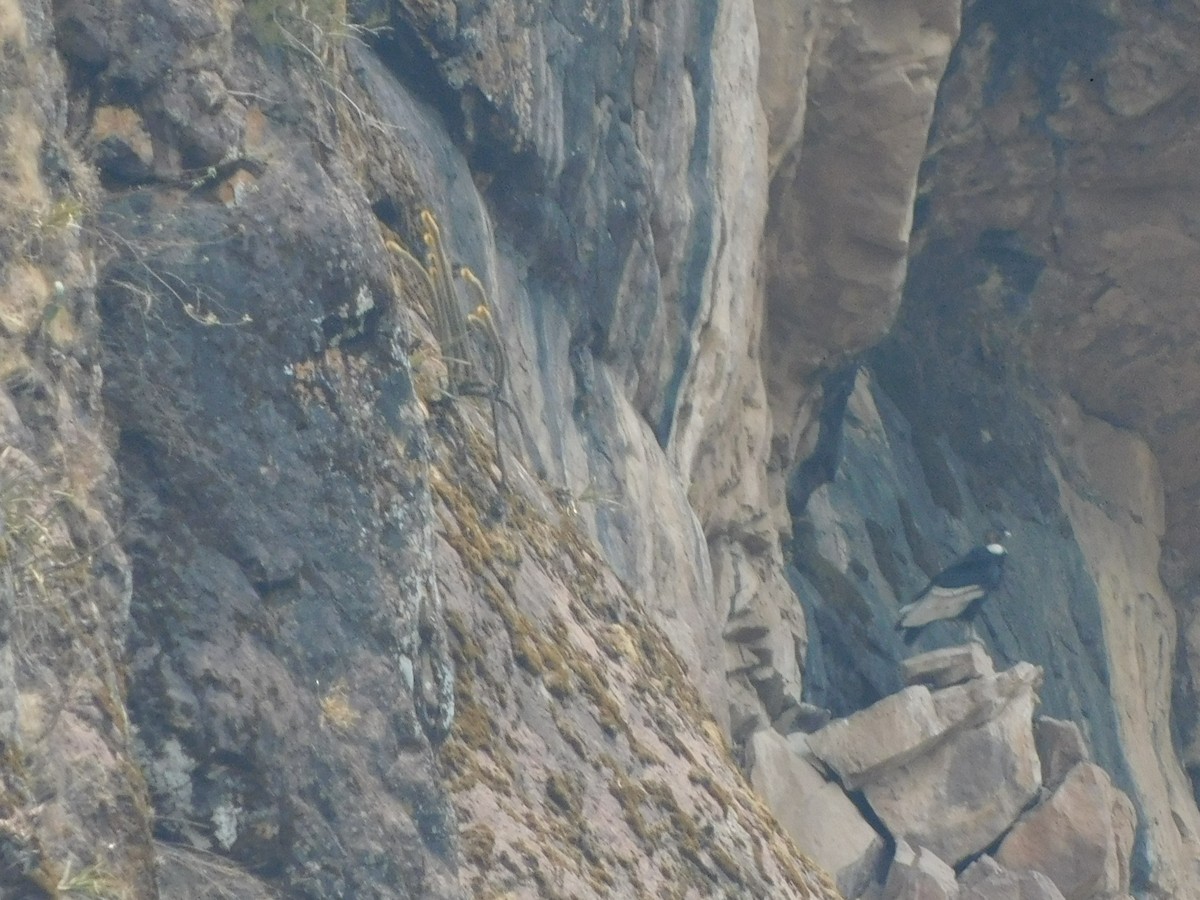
top-left (896, 528), bottom-right (1010, 643)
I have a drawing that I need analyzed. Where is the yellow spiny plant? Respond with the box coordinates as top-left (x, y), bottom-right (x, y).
top-left (387, 210), bottom-right (514, 483)
top-left (386, 211), bottom-right (473, 390)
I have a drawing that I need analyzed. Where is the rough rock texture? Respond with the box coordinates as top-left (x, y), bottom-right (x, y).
top-left (996, 762), bottom-right (1136, 900)
top-left (790, 362), bottom-right (1200, 892)
top-left (749, 729), bottom-right (887, 897)
top-left (904, 643), bottom-right (995, 689)
top-left (960, 856), bottom-right (1066, 900)
top-left (761, 0), bottom-right (962, 447)
top-left (922, 0), bottom-right (1200, 603)
top-left (6, 0), bottom-right (853, 893)
top-left (861, 667), bottom-right (1042, 866)
top-left (802, 653), bottom-right (1053, 877)
top-left (808, 661), bottom-right (1041, 792)
top-left (807, 685), bottom-right (946, 790)
top-left (891, 2), bottom-right (1200, 891)
top-left (721, 0), bottom-right (965, 742)
top-left (883, 840), bottom-right (958, 900)
top-left (1033, 716), bottom-right (1089, 791)
top-left (1046, 396), bottom-right (1200, 895)
top-left (0, 0), bottom-right (153, 893)
top-left (10, 0), bottom-right (1200, 895)
top-left (767, 645), bottom-right (1130, 897)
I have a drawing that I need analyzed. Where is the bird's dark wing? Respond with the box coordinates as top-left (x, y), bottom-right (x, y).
top-left (896, 546), bottom-right (1005, 631)
top-left (929, 546), bottom-right (998, 590)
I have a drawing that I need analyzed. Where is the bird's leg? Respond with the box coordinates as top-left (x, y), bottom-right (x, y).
top-left (967, 621), bottom-right (982, 647)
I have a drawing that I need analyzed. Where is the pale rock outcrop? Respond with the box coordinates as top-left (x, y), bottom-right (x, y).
top-left (808, 657), bottom-right (1043, 867)
top-left (863, 673), bottom-right (1041, 866)
top-left (748, 729), bottom-right (887, 898)
top-left (809, 662), bottom-right (1041, 784)
top-left (1033, 717), bottom-right (1089, 791)
top-left (795, 359), bottom-right (1196, 892)
top-left (1048, 397), bottom-right (1200, 895)
top-left (904, 643), bottom-right (995, 690)
top-left (911, 8), bottom-right (1200, 887)
top-left (996, 762), bottom-right (1136, 900)
top-left (725, 0), bottom-right (964, 741)
top-left (959, 856), bottom-right (1066, 900)
top-left (761, 0), bottom-right (962, 469)
top-left (882, 840), bottom-right (958, 900)
top-left (785, 642), bottom-right (1140, 894)
top-left (807, 685), bottom-right (946, 790)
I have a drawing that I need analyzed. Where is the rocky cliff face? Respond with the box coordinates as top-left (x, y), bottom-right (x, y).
top-left (4, 0), bottom-right (1200, 895)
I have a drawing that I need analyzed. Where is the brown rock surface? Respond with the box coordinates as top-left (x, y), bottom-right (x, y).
top-left (904, 643), bottom-right (995, 689)
top-left (916, 3), bottom-right (1200, 595)
top-left (749, 729), bottom-right (887, 897)
top-left (0, 0), bottom-right (154, 894)
top-left (883, 840), bottom-right (958, 900)
top-left (960, 857), bottom-right (1065, 900)
top-left (909, 10), bottom-right (1200, 887)
top-left (1033, 716), bottom-right (1090, 791)
top-left (1048, 399), bottom-right (1200, 895)
top-left (996, 762), bottom-right (1136, 900)
top-left (863, 670), bottom-right (1041, 866)
top-left (808, 685), bottom-right (944, 789)
top-left (761, 0), bottom-right (962, 467)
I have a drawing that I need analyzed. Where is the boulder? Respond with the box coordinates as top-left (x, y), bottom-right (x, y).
top-left (959, 856), bottom-right (1005, 886)
top-left (961, 866), bottom-right (1066, 900)
top-left (928, 664), bottom-right (1043, 732)
top-left (748, 729), bottom-right (887, 898)
top-left (882, 840), bottom-right (958, 900)
top-left (772, 701), bottom-right (832, 734)
top-left (806, 686), bottom-right (944, 789)
top-left (808, 663), bottom-right (1043, 795)
top-left (863, 676), bottom-right (1042, 866)
top-left (1032, 717), bottom-right (1090, 790)
top-left (904, 644), bottom-right (995, 689)
top-left (996, 762), bottom-right (1136, 899)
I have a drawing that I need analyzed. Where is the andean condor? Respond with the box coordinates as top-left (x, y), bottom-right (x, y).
top-left (896, 528), bottom-right (1010, 643)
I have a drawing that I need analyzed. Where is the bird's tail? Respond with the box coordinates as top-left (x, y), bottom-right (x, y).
top-left (895, 603), bottom-right (919, 645)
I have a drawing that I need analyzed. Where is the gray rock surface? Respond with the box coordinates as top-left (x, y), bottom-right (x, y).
top-left (790, 365), bottom-right (1195, 892)
top-left (8, 0), bottom-right (1200, 894)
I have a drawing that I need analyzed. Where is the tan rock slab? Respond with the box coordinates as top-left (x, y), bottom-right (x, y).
top-left (883, 840), bottom-right (958, 900)
top-left (806, 685), bottom-right (943, 789)
top-left (929, 663), bottom-right (1043, 732)
top-left (864, 680), bottom-right (1042, 866)
top-left (904, 643), bottom-right (995, 689)
top-left (749, 729), bottom-right (886, 898)
top-left (961, 868), bottom-right (1066, 900)
top-left (809, 663), bottom-right (1043, 795)
top-left (1032, 716), bottom-right (1090, 790)
top-left (996, 762), bottom-right (1136, 900)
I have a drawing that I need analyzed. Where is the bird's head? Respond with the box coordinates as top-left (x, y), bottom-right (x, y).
top-left (984, 526), bottom-right (1011, 554)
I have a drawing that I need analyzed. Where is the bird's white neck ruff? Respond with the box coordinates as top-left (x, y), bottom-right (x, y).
top-left (987, 542), bottom-right (1006, 555)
